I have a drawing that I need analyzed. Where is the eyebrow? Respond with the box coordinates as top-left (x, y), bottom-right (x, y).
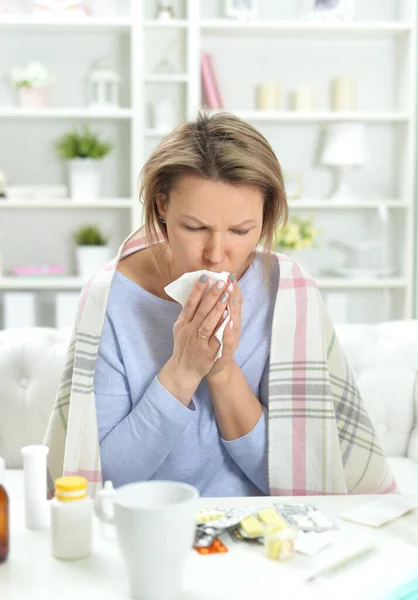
top-left (181, 215), bottom-right (257, 227)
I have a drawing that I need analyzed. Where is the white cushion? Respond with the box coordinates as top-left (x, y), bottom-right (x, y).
top-left (387, 457), bottom-right (418, 495)
top-left (0, 327), bottom-right (70, 468)
top-left (335, 321), bottom-right (418, 462)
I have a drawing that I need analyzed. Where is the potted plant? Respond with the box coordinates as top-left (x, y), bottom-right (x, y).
top-left (10, 61), bottom-right (53, 108)
top-left (74, 224), bottom-right (110, 282)
top-left (56, 127), bottom-right (112, 201)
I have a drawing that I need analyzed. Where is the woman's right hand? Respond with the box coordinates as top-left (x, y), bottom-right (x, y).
top-left (158, 274), bottom-right (230, 404)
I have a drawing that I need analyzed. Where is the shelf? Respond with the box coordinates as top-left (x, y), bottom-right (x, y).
top-left (200, 20), bottom-right (412, 38)
top-left (0, 15), bottom-right (131, 32)
top-left (0, 107), bottom-right (133, 120)
top-left (316, 278), bottom-right (407, 290)
top-left (144, 74), bottom-right (189, 83)
top-left (144, 19), bottom-right (188, 29)
top-left (0, 199), bottom-right (133, 209)
top-left (0, 277), bottom-right (84, 290)
top-left (230, 110), bottom-right (409, 123)
top-left (288, 199), bottom-right (410, 210)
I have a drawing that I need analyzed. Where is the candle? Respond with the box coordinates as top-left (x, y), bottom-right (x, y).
top-left (293, 85), bottom-right (316, 111)
top-left (256, 83), bottom-right (281, 110)
top-left (331, 76), bottom-right (356, 111)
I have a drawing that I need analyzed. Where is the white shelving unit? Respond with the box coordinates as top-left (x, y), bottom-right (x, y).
top-left (197, 0), bottom-right (417, 324)
top-left (0, 199), bottom-right (133, 209)
top-left (0, 108), bottom-right (133, 119)
top-left (232, 110), bottom-right (410, 123)
top-left (0, 0), bottom-right (138, 327)
top-left (0, 0), bottom-right (416, 327)
top-left (0, 15), bottom-right (131, 31)
top-left (200, 20), bottom-right (413, 38)
top-left (0, 277), bottom-right (84, 290)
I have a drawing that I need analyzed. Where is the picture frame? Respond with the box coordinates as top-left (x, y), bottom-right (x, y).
top-left (224, 0), bottom-right (257, 19)
top-left (298, 0), bottom-right (355, 21)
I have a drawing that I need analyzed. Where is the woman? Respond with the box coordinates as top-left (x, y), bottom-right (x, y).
top-left (45, 112), bottom-right (396, 498)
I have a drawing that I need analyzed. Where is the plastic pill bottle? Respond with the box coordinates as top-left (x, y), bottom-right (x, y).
top-left (51, 476), bottom-right (92, 560)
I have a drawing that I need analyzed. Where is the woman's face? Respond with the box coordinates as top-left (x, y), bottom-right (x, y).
top-left (158, 174), bottom-right (264, 279)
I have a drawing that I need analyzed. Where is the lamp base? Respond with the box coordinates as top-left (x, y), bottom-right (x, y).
top-left (327, 167), bottom-right (358, 202)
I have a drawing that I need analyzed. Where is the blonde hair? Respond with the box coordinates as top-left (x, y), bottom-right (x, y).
top-left (140, 111), bottom-right (288, 273)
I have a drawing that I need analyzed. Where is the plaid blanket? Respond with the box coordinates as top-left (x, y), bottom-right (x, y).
top-left (44, 226), bottom-right (397, 497)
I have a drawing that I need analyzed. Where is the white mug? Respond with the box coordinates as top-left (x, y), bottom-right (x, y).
top-left (95, 480), bottom-right (199, 600)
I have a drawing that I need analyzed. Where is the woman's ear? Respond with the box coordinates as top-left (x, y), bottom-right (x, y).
top-left (156, 193), bottom-right (168, 220)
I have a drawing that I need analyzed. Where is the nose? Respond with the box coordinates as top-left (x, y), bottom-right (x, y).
top-left (203, 231), bottom-right (226, 266)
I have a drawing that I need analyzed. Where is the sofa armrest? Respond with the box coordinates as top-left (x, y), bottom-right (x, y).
top-left (0, 327), bottom-right (71, 468)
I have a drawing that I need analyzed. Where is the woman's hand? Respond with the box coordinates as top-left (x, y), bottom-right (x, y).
top-left (206, 274), bottom-right (242, 382)
top-left (169, 274), bottom-right (232, 383)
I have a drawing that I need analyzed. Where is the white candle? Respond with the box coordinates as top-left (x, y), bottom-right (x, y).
top-left (331, 76), bottom-right (356, 111)
top-left (256, 83), bottom-right (281, 110)
top-left (293, 85), bottom-right (316, 111)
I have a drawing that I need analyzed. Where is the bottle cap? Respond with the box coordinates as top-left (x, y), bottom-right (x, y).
top-left (0, 456), bottom-right (4, 484)
top-left (55, 476), bottom-right (88, 502)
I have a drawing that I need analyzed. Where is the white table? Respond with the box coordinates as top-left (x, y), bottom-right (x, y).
top-left (2, 470), bottom-right (418, 600)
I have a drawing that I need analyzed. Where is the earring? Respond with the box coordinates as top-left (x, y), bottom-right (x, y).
top-left (159, 216), bottom-right (166, 224)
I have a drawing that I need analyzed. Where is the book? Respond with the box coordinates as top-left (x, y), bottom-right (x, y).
top-left (201, 52), bottom-right (223, 109)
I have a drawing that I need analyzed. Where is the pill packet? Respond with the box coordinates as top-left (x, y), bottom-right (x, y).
top-left (195, 507), bottom-right (255, 549)
top-left (237, 514), bottom-right (265, 540)
top-left (195, 538), bottom-right (228, 555)
top-left (235, 508), bottom-right (293, 544)
top-left (229, 526), bottom-right (260, 543)
top-left (274, 503), bottom-right (338, 533)
top-left (196, 506), bottom-right (255, 530)
top-left (194, 526), bottom-right (223, 548)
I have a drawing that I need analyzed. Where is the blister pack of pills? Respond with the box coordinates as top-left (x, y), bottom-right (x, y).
top-left (273, 504), bottom-right (337, 533)
top-left (196, 507), bottom-right (254, 529)
top-left (195, 507), bottom-right (255, 549)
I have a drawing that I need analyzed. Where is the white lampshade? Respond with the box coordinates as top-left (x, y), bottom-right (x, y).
top-left (320, 123), bottom-right (369, 167)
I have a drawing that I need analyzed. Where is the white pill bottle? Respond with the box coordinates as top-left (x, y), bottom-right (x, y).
top-left (51, 476), bottom-right (92, 560)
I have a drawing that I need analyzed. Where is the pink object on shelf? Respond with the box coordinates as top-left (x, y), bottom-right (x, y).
top-left (11, 265), bottom-right (66, 276)
top-left (18, 87), bottom-right (48, 108)
top-left (201, 52), bottom-right (223, 110)
top-left (32, 0), bottom-right (90, 16)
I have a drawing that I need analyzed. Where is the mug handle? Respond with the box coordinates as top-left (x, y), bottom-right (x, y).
top-left (94, 480), bottom-right (115, 524)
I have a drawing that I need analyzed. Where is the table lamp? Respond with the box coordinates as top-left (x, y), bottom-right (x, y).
top-left (320, 123), bottom-right (369, 201)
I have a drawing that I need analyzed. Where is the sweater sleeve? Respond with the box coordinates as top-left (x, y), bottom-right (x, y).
top-left (221, 360), bottom-right (270, 495)
top-left (221, 407), bottom-right (269, 495)
top-left (94, 314), bottom-right (196, 487)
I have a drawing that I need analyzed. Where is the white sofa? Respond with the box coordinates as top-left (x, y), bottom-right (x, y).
top-left (1, 322), bottom-right (418, 494)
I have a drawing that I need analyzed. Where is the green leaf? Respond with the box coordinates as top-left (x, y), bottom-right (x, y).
top-left (56, 126), bottom-right (113, 160)
top-left (73, 224), bottom-right (108, 246)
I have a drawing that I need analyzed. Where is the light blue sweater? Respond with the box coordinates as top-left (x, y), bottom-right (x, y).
top-left (94, 254), bottom-right (280, 496)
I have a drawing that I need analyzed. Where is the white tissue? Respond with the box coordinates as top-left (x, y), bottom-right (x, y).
top-left (164, 270), bottom-right (231, 359)
top-left (340, 496), bottom-right (418, 527)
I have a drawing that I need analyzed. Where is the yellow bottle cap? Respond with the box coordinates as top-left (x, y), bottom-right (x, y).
top-left (55, 476), bottom-right (88, 501)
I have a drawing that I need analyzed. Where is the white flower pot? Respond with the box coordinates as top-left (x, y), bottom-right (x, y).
top-left (68, 159), bottom-right (101, 201)
top-left (18, 87), bottom-right (48, 108)
top-left (76, 245), bottom-right (110, 282)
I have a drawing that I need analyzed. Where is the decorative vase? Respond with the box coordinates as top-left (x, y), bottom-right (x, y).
top-left (68, 158), bottom-right (101, 201)
top-left (18, 87), bottom-right (48, 108)
top-left (76, 245), bottom-right (110, 282)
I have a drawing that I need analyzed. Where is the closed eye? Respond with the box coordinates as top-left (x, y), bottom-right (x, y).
top-left (185, 225), bottom-right (206, 232)
top-left (184, 225), bottom-right (250, 236)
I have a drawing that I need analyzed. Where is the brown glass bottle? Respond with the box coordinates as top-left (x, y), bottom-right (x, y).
top-left (0, 457), bottom-right (9, 563)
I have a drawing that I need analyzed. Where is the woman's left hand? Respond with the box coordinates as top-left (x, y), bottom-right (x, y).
top-left (205, 274), bottom-right (242, 382)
